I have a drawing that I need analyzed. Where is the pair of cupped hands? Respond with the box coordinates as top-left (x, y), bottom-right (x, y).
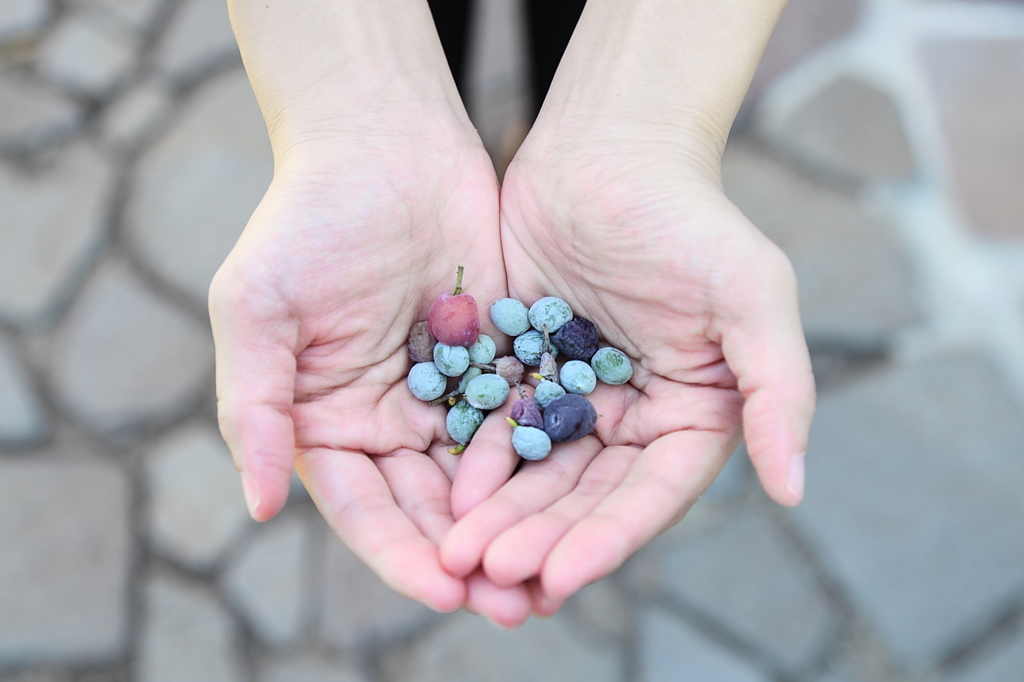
top-left (208, 95), bottom-right (816, 628)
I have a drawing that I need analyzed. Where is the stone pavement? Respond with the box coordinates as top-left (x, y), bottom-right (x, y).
top-left (1, 0), bottom-right (1023, 680)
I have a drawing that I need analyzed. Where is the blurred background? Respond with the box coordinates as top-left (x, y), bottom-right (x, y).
top-left (1, 0), bottom-right (1023, 680)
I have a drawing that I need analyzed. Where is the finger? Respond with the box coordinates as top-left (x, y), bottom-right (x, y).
top-left (373, 449), bottom-right (456, 544)
top-left (464, 569), bottom-right (532, 629)
top-left (483, 445), bottom-right (639, 588)
top-left (539, 430), bottom-right (734, 601)
top-left (527, 579), bottom-right (564, 618)
top-left (440, 435), bottom-right (602, 578)
top-left (718, 243), bottom-right (816, 506)
top-left (449, 396), bottom-right (520, 520)
top-left (209, 275), bottom-right (300, 522)
top-left (296, 446), bottom-right (465, 612)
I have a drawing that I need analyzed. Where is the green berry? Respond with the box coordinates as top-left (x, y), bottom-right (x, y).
top-left (591, 347), bottom-right (633, 385)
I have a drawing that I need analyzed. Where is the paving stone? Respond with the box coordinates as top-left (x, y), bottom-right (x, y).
top-left (37, 12), bottom-right (137, 96)
top-left (257, 653), bottom-right (367, 682)
top-left (639, 608), bottom-right (768, 682)
top-left (922, 39), bottom-right (1024, 240)
top-left (153, 0), bottom-right (239, 80)
top-left (945, 626), bottom-right (1024, 682)
top-left (0, 333), bottom-right (48, 443)
top-left (126, 68), bottom-right (272, 303)
top-left (383, 611), bottom-right (623, 682)
top-left (0, 143), bottom-right (112, 325)
top-left (317, 531), bottom-right (434, 649)
top-left (146, 424), bottom-right (252, 570)
top-left (743, 0), bottom-right (861, 114)
top-left (722, 136), bottom-right (918, 342)
top-left (563, 578), bottom-right (632, 643)
top-left (771, 77), bottom-right (914, 180)
top-left (0, 457), bottom-right (130, 664)
top-left (67, 0), bottom-right (161, 29)
top-left (0, 0), bottom-right (50, 40)
top-left (0, 68), bottom-right (80, 151)
top-left (51, 262), bottom-right (214, 432)
top-left (790, 352), bottom-right (1024, 666)
top-left (638, 500), bottom-right (836, 672)
top-left (99, 80), bottom-right (171, 149)
top-left (138, 573), bottom-right (245, 682)
top-left (222, 513), bottom-right (310, 644)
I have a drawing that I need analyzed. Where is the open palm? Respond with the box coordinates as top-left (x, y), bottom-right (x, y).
top-left (440, 136), bottom-right (816, 613)
top-left (209, 129), bottom-right (534, 622)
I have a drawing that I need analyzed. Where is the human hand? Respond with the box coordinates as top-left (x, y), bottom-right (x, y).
top-left (439, 115), bottom-right (815, 620)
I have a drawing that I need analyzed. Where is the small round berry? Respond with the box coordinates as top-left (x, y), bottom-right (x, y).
top-left (510, 398), bottom-right (543, 429)
top-left (457, 367), bottom-right (483, 394)
top-left (551, 317), bottom-right (599, 362)
top-left (407, 362), bottom-right (447, 401)
top-left (513, 330), bottom-right (558, 366)
top-left (407, 321), bottom-right (436, 363)
top-left (433, 343), bottom-right (470, 377)
top-left (543, 394), bottom-right (598, 443)
top-left (591, 347), bottom-right (633, 385)
top-left (465, 373), bottom-right (511, 410)
top-left (446, 401), bottom-right (484, 445)
top-left (468, 334), bottom-right (496, 365)
top-left (490, 298), bottom-right (532, 336)
top-left (560, 360), bottom-right (597, 395)
top-left (512, 426), bottom-right (552, 461)
top-left (495, 356), bottom-right (524, 385)
top-left (534, 380), bottom-right (566, 409)
top-left (528, 297), bottom-right (573, 333)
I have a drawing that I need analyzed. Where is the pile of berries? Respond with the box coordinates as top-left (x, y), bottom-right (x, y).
top-left (406, 267), bottom-right (633, 460)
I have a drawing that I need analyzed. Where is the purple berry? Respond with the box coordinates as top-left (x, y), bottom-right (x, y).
top-left (407, 321), bottom-right (436, 363)
top-left (543, 394), bottom-right (598, 443)
top-left (551, 317), bottom-right (599, 362)
top-left (510, 398), bottom-right (543, 429)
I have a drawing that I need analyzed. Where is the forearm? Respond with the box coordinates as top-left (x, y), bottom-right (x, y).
top-left (227, 0), bottom-right (471, 155)
top-left (537, 0), bottom-right (788, 170)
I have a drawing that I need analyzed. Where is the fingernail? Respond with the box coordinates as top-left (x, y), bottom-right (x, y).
top-left (241, 473), bottom-right (262, 519)
top-left (787, 452), bottom-right (805, 502)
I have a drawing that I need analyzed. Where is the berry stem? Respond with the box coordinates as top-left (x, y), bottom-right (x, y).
top-left (541, 323), bottom-right (551, 353)
top-left (453, 265), bottom-right (465, 296)
top-left (429, 390), bottom-right (460, 406)
top-left (470, 362), bottom-right (496, 372)
top-left (448, 444), bottom-right (466, 456)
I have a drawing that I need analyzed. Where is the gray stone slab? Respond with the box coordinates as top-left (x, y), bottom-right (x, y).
top-left (771, 77), bottom-right (914, 181)
top-left (638, 608), bottom-right (769, 682)
top-left (791, 352), bottom-right (1024, 666)
top-left (67, 0), bottom-right (161, 29)
top-left (138, 573), bottom-right (245, 682)
top-left (0, 143), bottom-right (112, 325)
top-left (722, 136), bottom-right (918, 342)
top-left (146, 424), bottom-right (252, 570)
top-left (0, 334), bottom-right (48, 443)
top-left (945, 627), bottom-right (1024, 682)
top-left (639, 501), bottom-right (837, 671)
top-left (383, 611), bottom-right (623, 682)
top-left (317, 530), bottom-right (434, 649)
top-left (923, 39), bottom-right (1024, 240)
top-left (0, 0), bottom-right (51, 40)
top-left (125, 68), bottom-right (272, 303)
top-left (51, 261), bottom-right (214, 432)
top-left (99, 81), bottom-right (171, 150)
top-left (257, 653), bottom-right (367, 682)
top-left (153, 0), bottom-right (239, 80)
top-left (0, 67), bottom-right (79, 152)
top-left (37, 12), bottom-right (137, 96)
top-left (0, 457), bottom-right (130, 664)
top-left (222, 513), bottom-right (311, 644)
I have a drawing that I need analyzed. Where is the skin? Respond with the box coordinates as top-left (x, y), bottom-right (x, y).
top-left (213, 0), bottom-right (816, 627)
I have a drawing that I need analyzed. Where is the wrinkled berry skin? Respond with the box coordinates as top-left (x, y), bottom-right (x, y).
top-left (408, 321), bottom-right (436, 363)
top-left (551, 317), bottom-right (599, 362)
top-left (428, 292), bottom-right (480, 347)
top-left (510, 398), bottom-right (543, 429)
top-left (543, 394), bottom-right (598, 443)
top-left (495, 356), bottom-right (524, 386)
top-left (538, 352), bottom-right (558, 382)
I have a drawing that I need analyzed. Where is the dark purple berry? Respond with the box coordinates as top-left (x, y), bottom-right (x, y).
top-left (551, 317), bottom-right (599, 362)
top-left (495, 356), bottom-right (524, 386)
top-left (510, 398), bottom-right (544, 429)
top-left (408, 321), bottom-right (436, 363)
top-left (543, 394), bottom-right (598, 443)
